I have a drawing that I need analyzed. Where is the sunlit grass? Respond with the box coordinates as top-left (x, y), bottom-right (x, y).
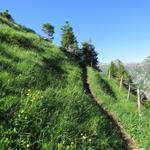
top-left (88, 67), bottom-right (150, 149)
top-left (0, 17), bottom-right (126, 149)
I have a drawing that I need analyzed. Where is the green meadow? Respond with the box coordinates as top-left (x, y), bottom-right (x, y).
top-left (0, 16), bottom-right (127, 150)
top-left (88, 67), bottom-right (150, 149)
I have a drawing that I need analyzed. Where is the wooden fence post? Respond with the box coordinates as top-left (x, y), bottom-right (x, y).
top-left (127, 83), bottom-right (130, 100)
top-left (108, 69), bottom-right (111, 79)
top-left (119, 76), bottom-right (123, 90)
top-left (137, 87), bottom-right (141, 114)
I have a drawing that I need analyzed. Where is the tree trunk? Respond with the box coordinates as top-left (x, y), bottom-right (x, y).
top-left (127, 83), bottom-right (130, 100)
top-left (119, 76), bottom-right (123, 90)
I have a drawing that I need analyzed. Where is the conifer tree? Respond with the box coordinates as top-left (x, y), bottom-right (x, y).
top-left (81, 41), bottom-right (98, 68)
top-left (61, 21), bottom-right (78, 53)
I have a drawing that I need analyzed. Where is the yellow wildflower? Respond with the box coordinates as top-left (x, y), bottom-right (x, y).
top-left (26, 144), bottom-right (30, 148)
top-left (89, 138), bottom-right (92, 142)
top-left (82, 135), bottom-right (87, 140)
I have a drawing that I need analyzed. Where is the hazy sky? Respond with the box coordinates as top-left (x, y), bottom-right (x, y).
top-left (1, 0), bottom-right (150, 63)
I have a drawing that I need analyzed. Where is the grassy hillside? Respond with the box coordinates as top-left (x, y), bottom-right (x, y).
top-left (0, 17), bottom-right (127, 149)
top-left (88, 67), bottom-right (150, 149)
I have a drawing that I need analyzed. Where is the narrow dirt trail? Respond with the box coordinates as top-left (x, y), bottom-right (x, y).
top-left (82, 66), bottom-right (140, 150)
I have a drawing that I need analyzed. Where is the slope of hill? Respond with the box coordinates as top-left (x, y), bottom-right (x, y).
top-left (100, 58), bottom-right (150, 99)
top-left (126, 57), bottom-right (150, 99)
top-left (88, 67), bottom-right (150, 149)
top-left (0, 16), bottom-right (127, 149)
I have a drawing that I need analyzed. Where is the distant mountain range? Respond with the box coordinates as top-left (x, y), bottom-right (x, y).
top-left (99, 56), bottom-right (150, 99)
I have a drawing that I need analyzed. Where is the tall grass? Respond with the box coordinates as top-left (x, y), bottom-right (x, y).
top-left (88, 67), bottom-right (150, 149)
top-left (0, 18), bottom-right (126, 149)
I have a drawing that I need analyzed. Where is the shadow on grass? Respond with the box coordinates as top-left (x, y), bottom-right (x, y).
top-left (1, 56), bottom-right (67, 97)
top-left (42, 57), bottom-right (66, 76)
top-left (0, 46), bottom-right (20, 62)
top-left (0, 17), bottom-right (35, 33)
top-left (0, 97), bottom-right (20, 126)
top-left (98, 76), bottom-right (117, 100)
top-left (0, 60), bottom-right (21, 75)
top-left (0, 32), bottom-right (44, 52)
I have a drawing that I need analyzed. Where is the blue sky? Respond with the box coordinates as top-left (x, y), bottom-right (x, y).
top-left (1, 0), bottom-right (150, 63)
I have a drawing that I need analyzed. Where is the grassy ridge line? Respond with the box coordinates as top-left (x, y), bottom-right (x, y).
top-left (83, 67), bottom-right (140, 150)
top-left (0, 17), bottom-right (127, 149)
top-left (87, 67), bottom-right (150, 150)
top-left (0, 16), bottom-right (36, 33)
